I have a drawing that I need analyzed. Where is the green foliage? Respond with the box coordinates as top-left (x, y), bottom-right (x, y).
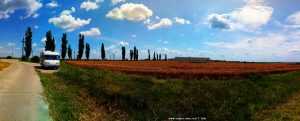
top-left (122, 46), bottom-right (126, 60)
top-left (24, 26), bottom-right (32, 58)
top-left (39, 73), bottom-right (87, 121)
top-left (31, 56), bottom-right (40, 63)
top-left (61, 33), bottom-right (68, 59)
top-left (53, 63), bottom-right (300, 120)
top-left (85, 43), bottom-right (90, 60)
top-left (45, 31), bottom-right (56, 51)
top-left (78, 34), bottom-right (84, 60)
top-left (68, 45), bottom-right (72, 60)
top-left (21, 55), bottom-right (27, 61)
top-left (148, 49), bottom-right (150, 60)
top-left (6, 56), bottom-right (12, 59)
top-left (101, 42), bottom-right (105, 60)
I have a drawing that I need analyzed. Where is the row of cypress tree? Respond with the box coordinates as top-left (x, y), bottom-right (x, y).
top-left (23, 26), bottom-right (167, 61)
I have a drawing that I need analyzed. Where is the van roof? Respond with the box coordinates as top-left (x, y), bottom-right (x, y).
top-left (41, 51), bottom-right (59, 55)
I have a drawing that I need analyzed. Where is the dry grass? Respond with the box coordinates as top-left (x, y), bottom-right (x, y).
top-left (256, 92), bottom-right (300, 121)
top-left (0, 61), bottom-right (11, 70)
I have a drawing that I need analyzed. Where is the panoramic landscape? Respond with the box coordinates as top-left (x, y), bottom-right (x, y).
top-left (0, 0), bottom-right (300, 121)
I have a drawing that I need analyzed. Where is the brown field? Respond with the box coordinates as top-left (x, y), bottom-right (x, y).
top-left (0, 61), bottom-right (10, 70)
top-left (67, 60), bottom-right (300, 79)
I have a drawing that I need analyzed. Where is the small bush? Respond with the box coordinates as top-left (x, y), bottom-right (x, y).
top-left (31, 56), bottom-right (40, 63)
top-left (21, 56), bottom-right (27, 61)
top-left (6, 56), bottom-right (12, 59)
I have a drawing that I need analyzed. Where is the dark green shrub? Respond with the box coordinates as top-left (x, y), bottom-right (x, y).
top-left (6, 56), bottom-right (12, 59)
top-left (31, 56), bottom-right (40, 63)
top-left (21, 56), bottom-right (27, 61)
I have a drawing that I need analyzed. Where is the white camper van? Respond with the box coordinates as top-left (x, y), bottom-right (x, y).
top-left (40, 51), bottom-right (60, 69)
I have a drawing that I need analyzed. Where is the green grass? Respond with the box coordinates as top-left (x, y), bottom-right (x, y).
top-left (41, 63), bottom-right (300, 121)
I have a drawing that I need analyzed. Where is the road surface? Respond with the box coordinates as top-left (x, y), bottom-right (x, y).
top-left (0, 59), bottom-right (52, 121)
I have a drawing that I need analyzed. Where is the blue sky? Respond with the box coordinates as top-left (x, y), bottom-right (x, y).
top-left (0, 0), bottom-right (300, 62)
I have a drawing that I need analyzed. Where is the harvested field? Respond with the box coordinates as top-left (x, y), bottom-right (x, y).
top-left (67, 61), bottom-right (300, 79)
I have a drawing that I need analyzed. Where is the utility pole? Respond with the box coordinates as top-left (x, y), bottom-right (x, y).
top-left (22, 37), bottom-right (25, 56)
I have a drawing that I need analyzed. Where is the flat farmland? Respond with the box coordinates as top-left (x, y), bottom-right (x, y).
top-left (67, 61), bottom-right (300, 79)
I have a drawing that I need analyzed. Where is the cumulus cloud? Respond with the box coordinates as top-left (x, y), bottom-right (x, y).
top-left (118, 41), bottom-right (129, 46)
top-left (49, 7), bottom-right (91, 32)
top-left (207, 14), bottom-right (231, 29)
top-left (46, 1), bottom-right (59, 8)
top-left (80, 1), bottom-right (99, 11)
top-left (0, 0), bottom-right (42, 19)
top-left (147, 18), bottom-right (172, 30)
top-left (80, 28), bottom-right (101, 36)
top-left (106, 3), bottom-right (153, 22)
top-left (286, 11), bottom-right (300, 25)
top-left (41, 37), bottom-right (46, 43)
top-left (174, 17), bottom-right (191, 25)
top-left (34, 25), bottom-right (39, 29)
top-left (60, 7), bottom-right (75, 15)
top-left (111, 0), bottom-right (125, 6)
top-left (207, 0), bottom-right (273, 30)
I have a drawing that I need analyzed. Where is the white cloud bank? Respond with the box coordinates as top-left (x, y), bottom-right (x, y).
top-left (106, 3), bottom-right (153, 22)
top-left (80, 28), bottom-right (101, 36)
top-left (0, 0), bottom-right (42, 19)
top-left (207, 0), bottom-right (273, 30)
top-left (174, 17), bottom-right (191, 25)
top-left (49, 7), bottom-right (91, 32)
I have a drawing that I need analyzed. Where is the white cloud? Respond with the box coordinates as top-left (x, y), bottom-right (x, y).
top-left (60, 7), bottom-right (75, 15)
top-left (111, 0), bottom-right (125, 6)
top-left (174, 17), bottom-right (191, 25)
top-left (80, 1), bottom-right (99, 11)
top-left (34, 25), bottom-right (39, 29)
top-left (32, 43), bottom-right (37, 47)
top-left (106, 3), bottom-right (153, 22)
top-left (8, 42), bottom-right (16, 46)
top-left (203, 33), bottom-right (300, 61)
top-left (0, 46), bottom-right (2, 49)
top-left (130, 34), bottom-right (137, 38)
top-left (147, 18), bottom-right (172, 30)
top-left (80, 28), bottom-right (101, 36)
top-left (95, 0), bottom-right (104, 3)
top-left (41, 37), bottom-right (47, 43)
top-left (0, 0), bottom-right (43, 19)
top-left (46, 1), bottom-right (59, 8)
top-left (106, 45), bottom-right (116, 51)
top-left (286, 11), bottom-right (300, 25)
top-left (118, 41), bottom-right (129, 46)
top-left (207, 0), bottom-right (273, 30)
top-left (49, 7), bottom-right (91, 32)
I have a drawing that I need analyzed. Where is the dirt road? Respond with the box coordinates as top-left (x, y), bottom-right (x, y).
top-left (0, 59), bottom-right (52, 121)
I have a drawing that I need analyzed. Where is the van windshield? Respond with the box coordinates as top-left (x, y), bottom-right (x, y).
top-left (45, 55), bottom-right (59, 60)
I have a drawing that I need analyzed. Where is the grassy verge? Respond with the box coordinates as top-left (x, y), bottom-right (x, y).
top-left (42, 63), bottom-right (300, 120)
top-left (39, 72), bottom-right (108, 121)
top-left (0, 61), bottom-right (11, 70)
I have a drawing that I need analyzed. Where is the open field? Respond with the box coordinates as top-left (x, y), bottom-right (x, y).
top-left (67, 61), bottom-right (300, 79)
top-left (40, 63), bottom-right (300, 120)
top-left (0, 60), bottom-right (11, 70)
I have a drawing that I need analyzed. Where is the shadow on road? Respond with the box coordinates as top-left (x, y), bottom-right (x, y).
top-left (34, 66), bottom-right (58, 74)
